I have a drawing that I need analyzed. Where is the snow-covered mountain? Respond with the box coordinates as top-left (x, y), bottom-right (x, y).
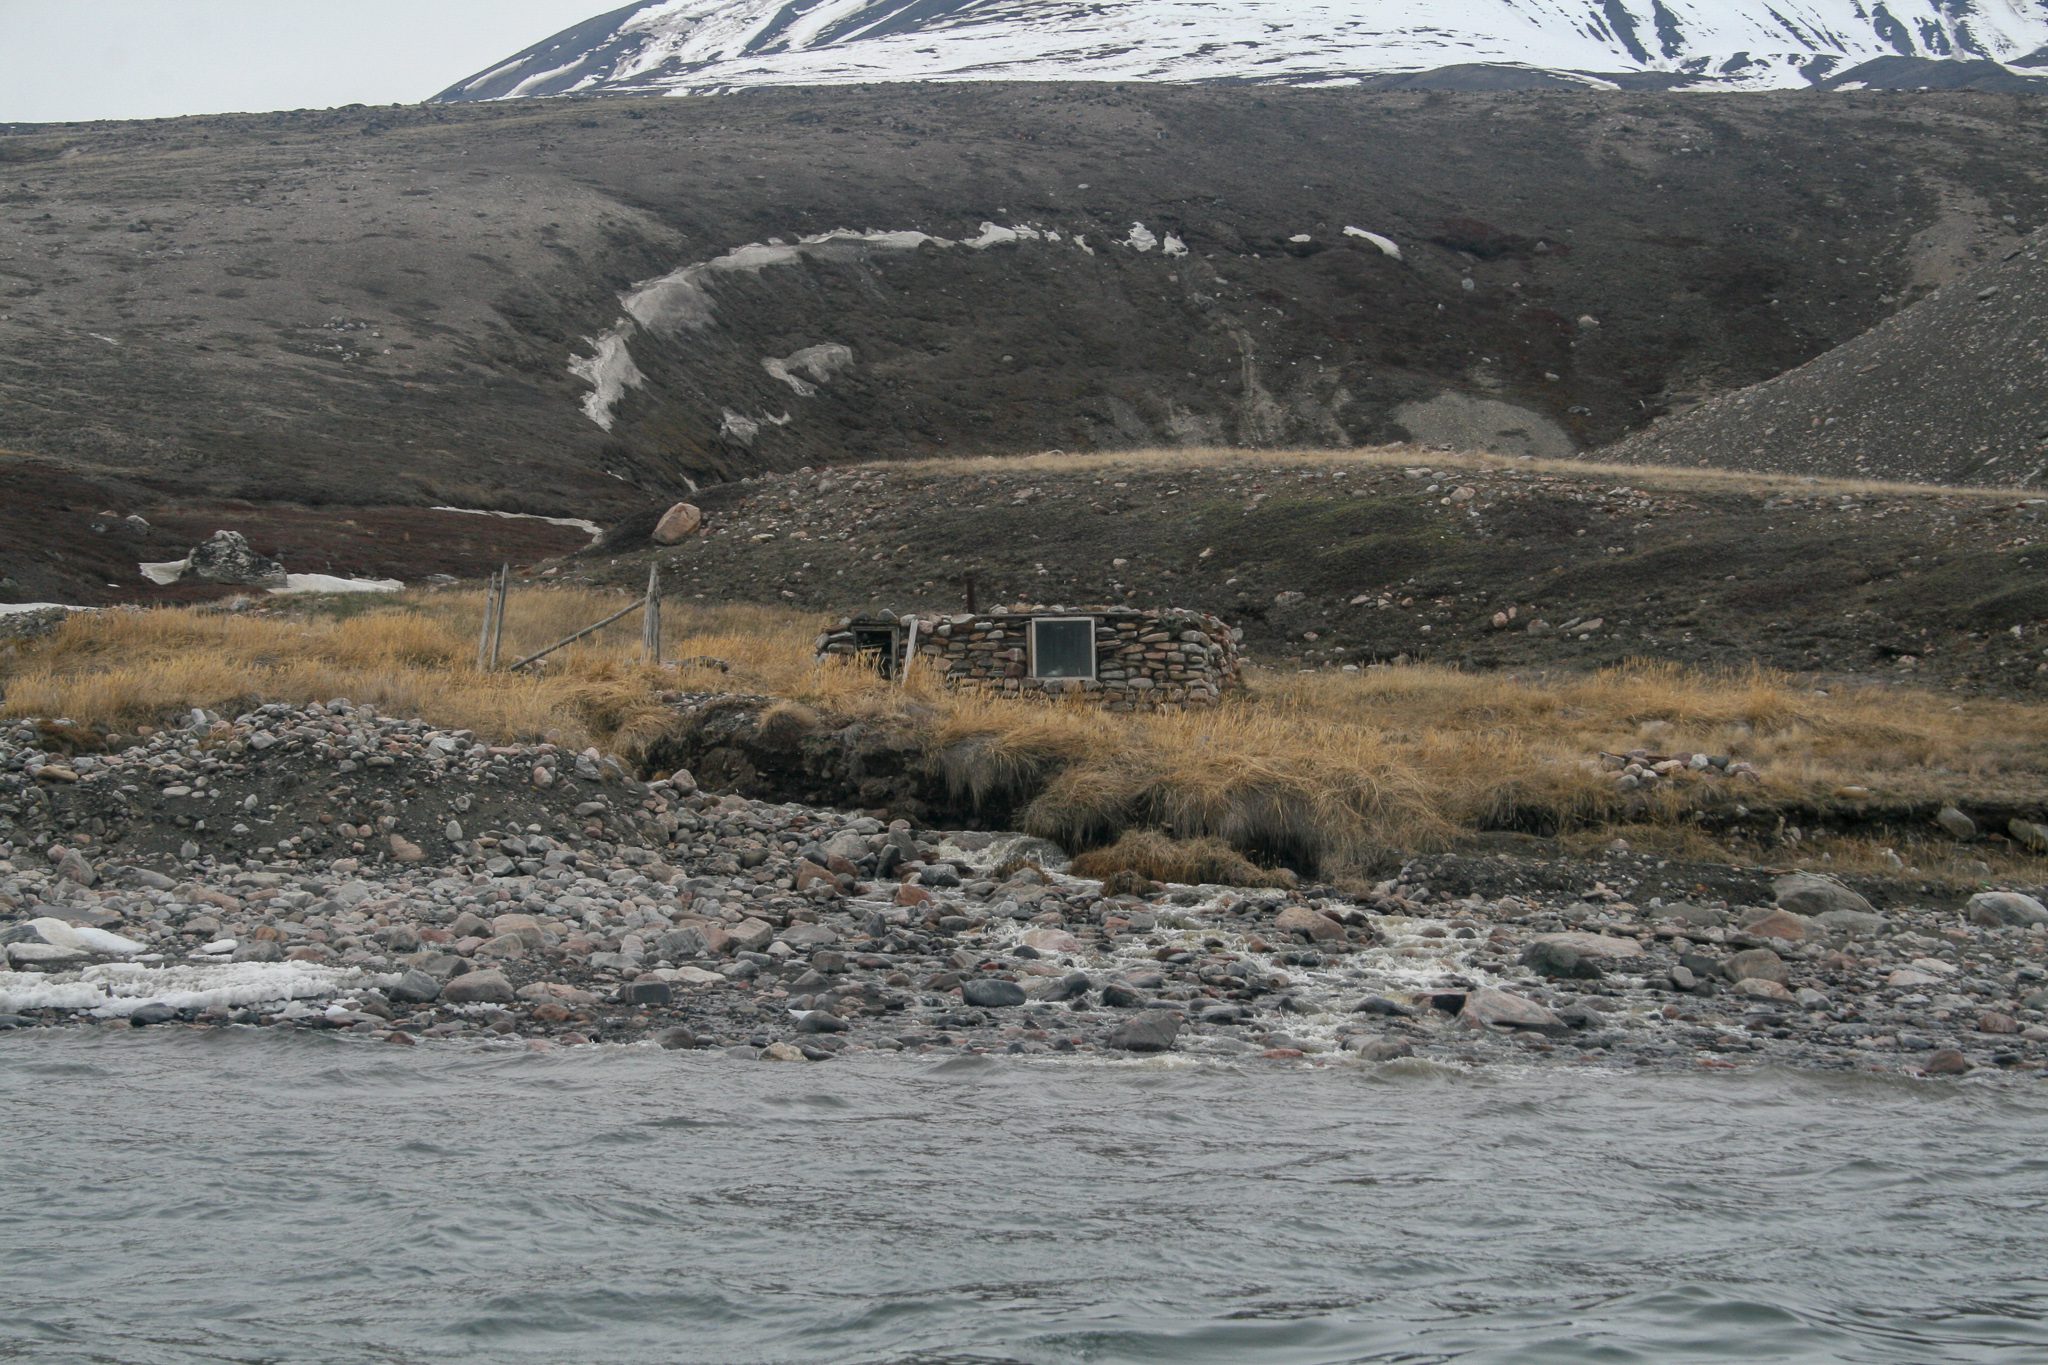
top-left (436, 0), bottom-right (2048, 100)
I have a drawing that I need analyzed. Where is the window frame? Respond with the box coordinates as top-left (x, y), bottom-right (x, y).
top-left (1028, 616), bottom-right (1098, 681)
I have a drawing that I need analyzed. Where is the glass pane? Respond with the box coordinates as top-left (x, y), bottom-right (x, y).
top-left (1032, 619), bottom-right (1095, 679)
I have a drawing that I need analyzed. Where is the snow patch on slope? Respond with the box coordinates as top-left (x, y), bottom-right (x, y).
top-left (571, 221), bottom-right (1094, 429)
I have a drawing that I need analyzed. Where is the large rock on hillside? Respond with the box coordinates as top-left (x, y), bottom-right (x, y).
top-left (187, 530), bottom-right (286, 587)
top-left (652, 503), bottom-right (704, 544)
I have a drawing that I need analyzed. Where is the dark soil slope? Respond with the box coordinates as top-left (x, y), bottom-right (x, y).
top-left (1611, 231), bottom-right (2048, 487)
top-left (3, 86), bottom-right (2047, 519)
top-left (576, 453), bottom-right (2048, 695)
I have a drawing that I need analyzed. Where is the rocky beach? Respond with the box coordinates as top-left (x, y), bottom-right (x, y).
top-left (4, 699), bottom-right (2044, 1078)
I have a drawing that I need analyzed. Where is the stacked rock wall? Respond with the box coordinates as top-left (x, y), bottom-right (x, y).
top-left (816, 606), bottom-right (1243, 712)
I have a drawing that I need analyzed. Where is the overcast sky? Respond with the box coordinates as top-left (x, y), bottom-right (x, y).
top-left (0, 0), bottom-right (611, 123)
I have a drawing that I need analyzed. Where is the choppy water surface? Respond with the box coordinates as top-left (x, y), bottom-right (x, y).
top-left (3, 1034), bottom-right (2045, 1364)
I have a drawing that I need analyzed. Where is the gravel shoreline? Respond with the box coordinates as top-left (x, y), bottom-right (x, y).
top-left (4, 702), bottom-right (2045, 1076)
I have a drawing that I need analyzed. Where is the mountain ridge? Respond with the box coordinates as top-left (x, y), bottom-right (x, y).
top-left (436, 0), bottom-right (2048, 101)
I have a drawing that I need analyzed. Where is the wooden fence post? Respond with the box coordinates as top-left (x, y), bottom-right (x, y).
top-left (475, 569), bottom-right (501, 672)
top-left (642, 562), bottom-right (661, 664)
top-left (489, 564), bottom-right (508, 669)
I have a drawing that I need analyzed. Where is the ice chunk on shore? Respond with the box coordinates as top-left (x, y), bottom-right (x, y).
top-left (26, 917), bottom-right (143, 956)
top-left (0, 961), bottom-right (389, 1018)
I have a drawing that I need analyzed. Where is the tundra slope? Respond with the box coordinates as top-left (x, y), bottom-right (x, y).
top-left (438, 0), bottom-right (2048, 98)
top-left (583, 451), bottom-right (2048, 695)
top-left (1611, 229), bottom-right (2048, 488)
top-left (3, 87), bottom-right (2048, 538)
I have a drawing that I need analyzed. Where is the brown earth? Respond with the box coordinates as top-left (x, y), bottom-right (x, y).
top-left (0, 450), bottom-right (588, 606)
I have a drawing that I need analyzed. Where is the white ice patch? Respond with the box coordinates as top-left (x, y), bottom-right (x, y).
top-left (1122, 222), bottom-right (1158, 252)
top-left (718, 409), bottom-right (791, 445)
top-left (570, 222), bottom-right (1081, 428)
top-left (569, 329), bottom-right (646, 432)
top-left (0, 601), bottom-right (87, 617)
top-left (1162, 233), bottom-right (1188, 257)
top-left (25, 918), bottom-right (143, 956)
top-left (762, 342), bottom-right (855, 396)
top-left (140, 558), bottom-right (190, 586)
top-left (1344, 227), bottom-right (1402, 260)
top-left (269, 574), bottom-right (404, 595)
top-left (430, 506), bottom-right (606, 545)
top-left (1289, 233), bottom-right (1312, 243)
top-left (962, 221), bottom-right (1047, 249)
top-left (0, 960), bottom-right (391, 1019)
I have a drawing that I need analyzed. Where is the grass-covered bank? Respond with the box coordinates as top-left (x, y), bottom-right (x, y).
top-left (5, 589), bottom-right (2046, 883)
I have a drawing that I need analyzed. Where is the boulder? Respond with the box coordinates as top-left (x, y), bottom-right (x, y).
top-left (1935, 806), bottom-right (1977, 840)
top-left (1723, 947), bottom-right (1790, 985)
top-left (619, 979), bottom-right (673, 1007)
top-left (1921, 1048), bottom-right (1972, 1076)
top-left (651, 502), bottom-right (704, 544)
top-left (2008, 818), bottom-right (2048, 853)
top-left (1274, 904), bottom-right (1344, 943)
top-left (1459, 987), bottom-right (1566, 1034)
top-left (1963, 891), bottom-right (2048, 928)
top-left (1815, 907), bottom-right (1889, 937)
top-left (1521, 932), bottom-right (1642, 979)
top-left (1109, 1009), bottom-right (1182, 1052)
top-left (727, 917), bottom-right (775, 951)
top-left (1020, 927), bottom-right (1081, 955)
top-left (387, 970), bottom-right (441, 1004)
top-left (1739, 908), bottom-right (1812, 942)
top-left (186, 530), bottom-right (286, 587)
top-left (1772, 873), bottom-right (1875, 919)
top-left (962, 977), bottom-right (1027, 1008)
top-left (441, 970), bottom-right (515, 1004)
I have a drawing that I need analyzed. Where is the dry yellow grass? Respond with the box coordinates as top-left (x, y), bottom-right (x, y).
top-left (1068, 831), bottom-right (1297, 889)
top-left (889, 443), bottom-right (2039, 502)
top-left (5, 590), bottom-right (2045, 877)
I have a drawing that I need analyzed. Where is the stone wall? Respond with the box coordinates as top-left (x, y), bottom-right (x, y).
top-left (816, 605), bottom-right (1243, 712)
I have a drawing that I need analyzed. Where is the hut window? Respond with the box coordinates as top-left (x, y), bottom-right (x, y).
top-left (1030, 617), bottom-right (1096, 679)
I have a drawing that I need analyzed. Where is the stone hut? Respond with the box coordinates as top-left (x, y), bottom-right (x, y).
top-left (816, 605), bottom-right (1244, 711)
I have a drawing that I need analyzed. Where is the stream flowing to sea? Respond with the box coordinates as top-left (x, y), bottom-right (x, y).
top-left (3, 1031), bottom-right (2045, 1364)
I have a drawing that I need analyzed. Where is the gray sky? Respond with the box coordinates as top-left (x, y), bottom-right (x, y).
top-left (0, 0), bottom-right (612, 123)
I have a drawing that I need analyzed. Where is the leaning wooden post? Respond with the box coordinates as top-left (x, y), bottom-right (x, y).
top-left (507, 596), bottom-right (648, 672)
top-left (475, 569), bottom-right (500, 672)
top-left (642, 562), bottom-right (661, 664)
top-left (489, 564), bottom-right (508, 670)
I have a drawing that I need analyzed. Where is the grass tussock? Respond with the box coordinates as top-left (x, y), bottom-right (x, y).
top-left (5, 590), bottom-right (2046, 878)
top-left (889, 444), bottom-right (2038, 502)
top-left (1068, 830), bottom-right (1298, 889)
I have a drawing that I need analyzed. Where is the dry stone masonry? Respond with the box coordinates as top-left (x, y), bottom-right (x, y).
top-left (817, 605), bottom-right (1243, 711)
